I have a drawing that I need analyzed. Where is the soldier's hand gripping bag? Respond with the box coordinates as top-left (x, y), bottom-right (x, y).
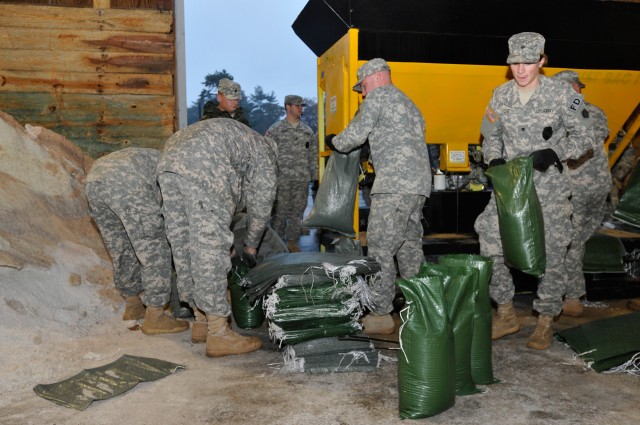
top-left (484, 157), bottom-right (546, 277)
top-left (303, 149), bottom-right (360, 236)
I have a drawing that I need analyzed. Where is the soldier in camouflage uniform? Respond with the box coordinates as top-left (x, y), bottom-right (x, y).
top-left (552, 71), bottom-right (611, 318)
top-left (200, 78), bottom-right (250, 126)
top-left (331, 58), bottom-right (431, 335)
top-left (476, 33), bottom-right (594, 350)
top-left (265, 94), bottom-right (318, 252)
top-left (156, 118), bottom-right (277, 357)
top-left (85, 147), bottom-right (189, 335)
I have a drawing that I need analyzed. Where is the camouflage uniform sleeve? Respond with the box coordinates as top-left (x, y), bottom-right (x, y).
top-left (332, 97), bottom-right (381, 152)
top-left (556, 89), bottom-right (594, 161)
top-left (244, 141), bottom-right (278, 247)
top-left (589, 103), bottom-right (610, 145)
top-left (480, 95), bottom-right (505, 164)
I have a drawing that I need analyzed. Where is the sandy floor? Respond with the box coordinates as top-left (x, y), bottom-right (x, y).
top-left (1, 248), bottom-right (639, 425)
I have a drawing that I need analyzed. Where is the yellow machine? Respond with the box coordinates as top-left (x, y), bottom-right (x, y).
top-left (295, 0), bottom-right (640, 237)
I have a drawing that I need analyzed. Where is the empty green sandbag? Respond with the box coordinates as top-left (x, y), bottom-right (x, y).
top-left (485, 157), bottom-right (546, 276)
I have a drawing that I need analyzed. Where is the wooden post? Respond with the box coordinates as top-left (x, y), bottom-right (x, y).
top-left (93, 0), bottom-right (111, 8)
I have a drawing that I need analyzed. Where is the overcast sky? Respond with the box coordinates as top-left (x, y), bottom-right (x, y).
top-left (184, 0), bottom-right (318, 106)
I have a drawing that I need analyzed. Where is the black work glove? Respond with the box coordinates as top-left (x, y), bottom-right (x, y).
top-left (325, 134), bottom-right (337, 151)
top-left (240, 249), bottom-right (257, 268)
top-left (529, 148), bottom-right (563, 173)
top-left (487, 158), bottom-right (506, 169)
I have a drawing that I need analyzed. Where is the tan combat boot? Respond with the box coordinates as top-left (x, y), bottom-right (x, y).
top-left (191, 308), bottom-right (207, 343)
top-left (122, 295), bottom-right (145, 321)
top-left (562, 298), bottom-right (584, 317)
top-left (492, 302), bottom-right (520, 340)
top-left (362, 313), bottom-right (395, 335)
top-left (527, 314), bottom-right (554, 350)
top-left (205, 314), bottom-right (262, 358)
top-left (140, 306), bottom-right (189, 335)
top-left (287, 240), bottom-right (301, 253)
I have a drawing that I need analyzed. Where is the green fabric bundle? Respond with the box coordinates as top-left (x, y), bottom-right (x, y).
top-left (396, 273), bottom-right (456, 419)
top-left (485, 157), bottom-right (546, 276)
top-left (613, 161), bottom-right (640, 228)
top-left (555, 312), bottom-right (640, 372)
top-left (264, 262), bottom-right (379, 346)
top-left (241, 252), bottom-right (381, 304)
top-left (303, 149), bottom-right (361, 236)
top-left (438, 254), bottom-right (497, 385)
top-left (419, 262), bottom-right (480, 395)
top-left (582, 233), bottom-right (626, 273)
top-left (229, 264), bottom-right (264, 329)
top-left (282, 336), bottom-right (379, 374)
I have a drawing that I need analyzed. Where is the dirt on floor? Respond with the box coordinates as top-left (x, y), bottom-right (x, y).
top-left (1, 267), bottom-right (639, 425)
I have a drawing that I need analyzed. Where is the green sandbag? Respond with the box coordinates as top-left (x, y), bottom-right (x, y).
top-left (582, 233), bottom-right (626, 273)
top-left (555, 312), bottom-right (640, 372)
top-left (485, 156), bottom-right (546, 276)
top-left (229, 265), bottom-right (264, 329)
top-left (419, 262), bottom-right (480, 396)
top-left (303, 149), bottom-right (361, 236)
top-left (396, 274), bottom-right (455, 419)
top-left (439, 254), bottom-right (497, 385)
top-left (613, 161), bottom-right (640, 228)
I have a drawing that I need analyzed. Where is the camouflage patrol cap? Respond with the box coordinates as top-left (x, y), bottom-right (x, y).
top-left (218, 78), bottom-right (242, 100)
top-left (285, 95), bottom-right (306, 106)
top-left (552, 70), bottom-right (586, 88)
top-left (506, 32), bottom-right (545, 64)
top-left (353, 58), bottom-right (390, 92)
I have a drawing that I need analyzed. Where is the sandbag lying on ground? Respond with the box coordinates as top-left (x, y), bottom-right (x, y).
top-left (555, 312), bottom-right (640, 372)
top-left (281, 336), bottom-right (380, 374)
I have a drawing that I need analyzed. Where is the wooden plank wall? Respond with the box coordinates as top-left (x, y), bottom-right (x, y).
top-left (0, 1), bottom-right (175, 157)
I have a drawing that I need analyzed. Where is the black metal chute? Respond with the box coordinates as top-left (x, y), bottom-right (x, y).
top-left (292, 0), bottom-right (640, 70)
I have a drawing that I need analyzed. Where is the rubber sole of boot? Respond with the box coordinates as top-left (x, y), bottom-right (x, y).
top-left (526, 337), bottom-right (552, 350)
top-left (141, 320), bottom-right (189, 335)
top-left (205, 337), bottom-right (262, 358)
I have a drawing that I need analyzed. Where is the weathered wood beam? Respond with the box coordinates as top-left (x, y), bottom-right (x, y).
top-left (1, 70), bottom-right (174, 95)
top-left (0, 4), bottom-right (172, 33)
top-left (0, 27), bottom-right (173, 54)
top-left (1, 49), bottom-right (174, 74)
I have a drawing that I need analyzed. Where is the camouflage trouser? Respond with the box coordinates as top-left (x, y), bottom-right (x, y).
top-left (85, 181), bottom-right (171, 307)
top-left (157, 172), bottom-right (233, 317)
top-left (565, 184), bottom-right (608, 298)
top-left (272, 179), bottom-right (309, 241)
top-left (366, 193), bottom-right (426, 314)
top-left (475, 189), bottom-right (572, 316)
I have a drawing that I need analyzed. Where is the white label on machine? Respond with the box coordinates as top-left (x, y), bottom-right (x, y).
top-left (449, 150), bottom-right (466, 164)
top-left (330, 96), bottom-right (337, 113)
